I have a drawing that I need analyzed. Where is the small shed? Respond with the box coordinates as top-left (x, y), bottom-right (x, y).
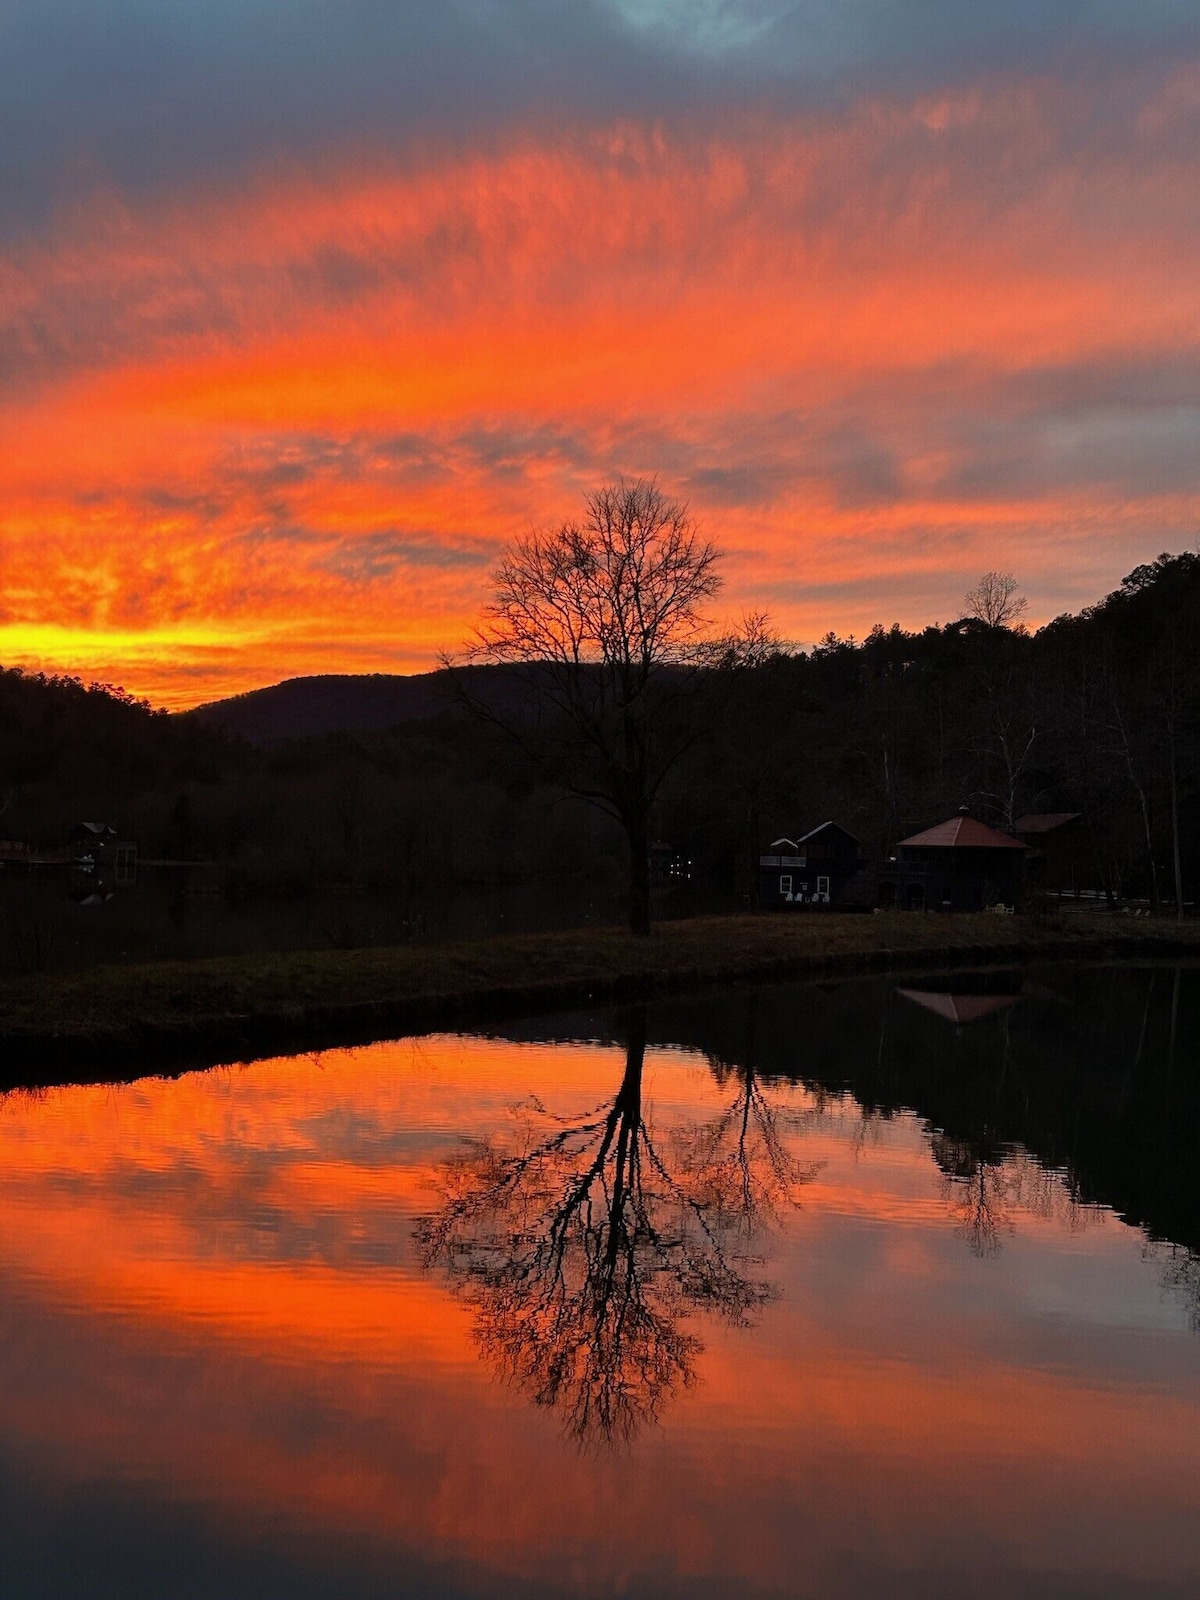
top-left (759, 821), bottom-right (873, 911)
top-left (878, 814), bottom-right (1026, 912)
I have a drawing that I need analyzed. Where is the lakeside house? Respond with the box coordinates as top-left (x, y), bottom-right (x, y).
top-left (759, 821), bottom-right (874, 910)
top-left (650, 840), bottom-right (694, 886)
top-left (878, 814), bottom-right (1027, 912)
top-left (69, 822), bottom-right (138, 896)
top-left (1013, 812), bottom-right (1092, 896)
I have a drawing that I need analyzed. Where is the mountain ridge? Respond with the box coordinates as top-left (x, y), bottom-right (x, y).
top-left (183, 666), bottom-right (537, 742)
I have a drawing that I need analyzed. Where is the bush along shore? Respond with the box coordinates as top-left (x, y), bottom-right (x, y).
top-left (4, 911), bottom-right (1200, 1089)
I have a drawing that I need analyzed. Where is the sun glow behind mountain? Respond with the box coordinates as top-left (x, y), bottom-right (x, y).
top-left (1, 8), bottom-right (1197, 706)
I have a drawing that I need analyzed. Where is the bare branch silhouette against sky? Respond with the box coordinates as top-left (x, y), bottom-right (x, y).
top-left (451, 476), bottom-right (739, 933)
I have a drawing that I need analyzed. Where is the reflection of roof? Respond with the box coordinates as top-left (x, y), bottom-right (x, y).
top-left (897, 816), bottom-right (1026, 850)
top-left (1012, 812), bottom-right (1082, 834)
top-left (897, 989), bottom-right (1020, 1024)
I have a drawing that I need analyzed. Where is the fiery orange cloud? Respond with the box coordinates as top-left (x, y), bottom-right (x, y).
top-left (1, 66), bottom-right (1198, 703)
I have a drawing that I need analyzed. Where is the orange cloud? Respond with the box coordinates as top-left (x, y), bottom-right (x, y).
top-left (1, 66), bottom-right (1198, 703)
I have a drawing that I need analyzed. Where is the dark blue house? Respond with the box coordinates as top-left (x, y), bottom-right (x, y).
top-left (759, 822), bottom-right (873, 911)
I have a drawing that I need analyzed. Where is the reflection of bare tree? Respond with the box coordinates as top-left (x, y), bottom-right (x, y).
top-left (1149, 1241), bottom-right (1200, 1332)
top-left (933, 1137), bottom-right (1015, 1257)
top-left (675, 1060), bottom-right (823, 1239)
top-left (933, 1135), bottom-right (1102, 1257)
top-left (416, 1014), bottom-right (811, 1447)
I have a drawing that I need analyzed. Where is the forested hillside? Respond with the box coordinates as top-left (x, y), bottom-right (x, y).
top-left (674, 552), bottom-right (1200, 909)
top-left (2, 553), bottom-right (1197, 906)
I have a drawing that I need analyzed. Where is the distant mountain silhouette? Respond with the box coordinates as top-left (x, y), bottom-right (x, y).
top-left (186, 668), bottom-right (535, 742)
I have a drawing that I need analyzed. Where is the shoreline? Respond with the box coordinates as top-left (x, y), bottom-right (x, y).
top-left (2, 911), bottom-right (1199, 1090)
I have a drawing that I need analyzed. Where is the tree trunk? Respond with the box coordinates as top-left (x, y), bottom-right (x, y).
top-left (620, 1009), bottom-right (647, 1109)
top-left (1114, 700), bottom-right (1159, 911)
top-left (627, 813), bottom-right (652, 936)
top-left (1169, 729), bottom-right (1185, 921)
top-left (748, 791), bottom-right (762, 909)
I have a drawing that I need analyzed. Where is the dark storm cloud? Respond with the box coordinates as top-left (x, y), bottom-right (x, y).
top-left (0, 1), bottom-right (1193, 229)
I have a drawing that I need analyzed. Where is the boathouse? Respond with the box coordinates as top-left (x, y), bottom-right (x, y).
top-left (877, 814), bottom-right (1026, 912)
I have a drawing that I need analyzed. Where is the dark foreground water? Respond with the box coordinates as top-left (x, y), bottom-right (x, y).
top-left (1, 965), bottom-right (1198, 1598)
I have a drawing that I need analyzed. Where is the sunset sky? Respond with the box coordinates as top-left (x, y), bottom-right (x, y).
top-left (2, 3), bottom-right (1198, 706)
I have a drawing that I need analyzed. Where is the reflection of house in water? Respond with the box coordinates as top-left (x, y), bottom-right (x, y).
top-left (69, 822), bottom-right (137, 900)
top-left (0, 840), bottom-right (38, 869)
top-left (896, 988), bottom-right (1020, 1025)
top-left (878, 813), bottom-right (1027, 912)
top-left (759, 822), bottom-right (874, 910)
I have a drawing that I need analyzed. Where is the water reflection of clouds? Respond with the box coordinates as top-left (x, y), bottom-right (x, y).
top-left (0, 1004), bottom-right (1196, 1594)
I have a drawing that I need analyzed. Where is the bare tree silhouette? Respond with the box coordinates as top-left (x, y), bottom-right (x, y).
top-left (446, 477), bottom-right (772, 933)
top-left (964, 571), bottom-right (1028, 630)
top-left (416, 1013), bottom-right (812, 1446)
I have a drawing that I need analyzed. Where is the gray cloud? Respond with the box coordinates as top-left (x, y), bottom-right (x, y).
top-left (0, 1), bottom-right (1194, 230)
top-left (314, 530), bottom-right (493, 584)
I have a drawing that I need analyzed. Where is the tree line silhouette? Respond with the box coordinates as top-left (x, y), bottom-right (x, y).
top-left (1, 549), bottom-right (1196, 912)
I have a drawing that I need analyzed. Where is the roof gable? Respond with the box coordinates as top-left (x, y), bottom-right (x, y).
top-left (1012, 812), bottom-right (1083, 833)
top-left (795, 820), bottom-right (861, 848)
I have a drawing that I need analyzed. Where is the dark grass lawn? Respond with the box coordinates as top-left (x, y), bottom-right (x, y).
top-left (3, 910), bottom-right (1199, 1085)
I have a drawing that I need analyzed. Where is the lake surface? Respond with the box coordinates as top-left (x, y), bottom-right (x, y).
top-left (1, 965), bottom-right (1198, 1598)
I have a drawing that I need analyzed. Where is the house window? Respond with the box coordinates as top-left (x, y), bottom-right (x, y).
top-left (779, 875), bottom-right (792, 897)
top-left (816, 875), bottom-right (830, 899)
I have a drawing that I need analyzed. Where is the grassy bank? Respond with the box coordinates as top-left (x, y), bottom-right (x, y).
top-left (3, 910), bottom-right (1200, 1087)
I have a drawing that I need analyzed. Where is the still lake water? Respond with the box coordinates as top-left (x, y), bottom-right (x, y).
top-left (1, 965), bottom-right (1198, 1598)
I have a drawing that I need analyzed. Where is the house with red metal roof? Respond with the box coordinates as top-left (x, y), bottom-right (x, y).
top-left (878, 812), bottom-right (1027, 912)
